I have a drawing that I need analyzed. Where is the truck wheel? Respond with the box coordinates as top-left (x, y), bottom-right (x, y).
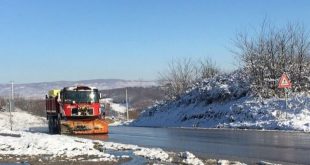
top-left (48, 116), bottom-right (52, 134)
top-left (54, 116), bottom-right (61, 134)
top-left (51, 116), bottom-right (57, 134)
top-left (51, 117), bottom-right (56, 134)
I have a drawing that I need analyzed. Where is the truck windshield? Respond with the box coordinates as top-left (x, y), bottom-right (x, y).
top-left (63, 91), bottom-right (99, 103)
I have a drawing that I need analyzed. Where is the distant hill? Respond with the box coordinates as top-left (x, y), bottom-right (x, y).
top-left (101, 86), bottom-right (165, 119)
top-left (0, 79), bottom-right (157, 99)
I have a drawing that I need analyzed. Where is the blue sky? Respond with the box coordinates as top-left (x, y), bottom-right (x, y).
top-left (0, 0), bottom-right (309, 83)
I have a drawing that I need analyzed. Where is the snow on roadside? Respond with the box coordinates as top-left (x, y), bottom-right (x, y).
top-left (108, 119), bottom-right (133, 126)
top-left (133, 95), bottom-right (310, 132)
top-left (0, 109), bottom-right (47, 132)
top-left (0, 110), bottom-right (206, 164)
top-left (101, 98), bottom-right (135, 126)
top-left (100, 98), bottom-right (127, 113)
top-left (94, 141), bottom-right (173, 162)
top-left (134, 147), bottom-right (170, 162)
top-left (0, 131), bottom-right (115, 161)
top-left (0, 128), bottom-right (181, 163)
top-left (0, 110), bottom-right (116, 162)
top-left (0, 109), bottom-right (250, 164)
top-left (179, 151), bottom-right (204, 165)
top-left (132, 72), bottom-right (310, 132)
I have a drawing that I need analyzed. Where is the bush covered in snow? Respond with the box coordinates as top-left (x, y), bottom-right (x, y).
top-left (137, 71), bottom-right (250, 118)
top-left (184, 70), bottom-right (249, 105)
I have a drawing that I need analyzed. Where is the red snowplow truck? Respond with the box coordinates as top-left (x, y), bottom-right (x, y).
top-left (45, 86), bottom-right (109, 134)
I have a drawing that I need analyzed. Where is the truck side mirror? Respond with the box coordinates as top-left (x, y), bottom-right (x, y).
top-left (99, 93), bottom-right (102, 99)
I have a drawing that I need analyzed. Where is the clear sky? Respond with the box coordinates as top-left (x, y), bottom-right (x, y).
top-left (0, 0), bottom-right (309, 83)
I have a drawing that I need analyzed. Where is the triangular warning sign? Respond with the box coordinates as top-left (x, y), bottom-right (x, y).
top-left (278, 73), bottom-right (292, 88)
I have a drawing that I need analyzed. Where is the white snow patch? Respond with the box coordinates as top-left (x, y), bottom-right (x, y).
top-left (109, 119), bottom-right (133, 126)
top-left (134, 148), bottom-right (171, 162)
top-left (179, 151), bottom-right (204, 165)
top-left (101, 98), bottom-right (127, 113)
top-left (0, 131), bottom-right (114, 161)
top-left (218, 159), bottom-right (246, 165)
top-left (0, 110), bottom-right (171, 163)
top-left (0, 109), bottom-right (47, 132)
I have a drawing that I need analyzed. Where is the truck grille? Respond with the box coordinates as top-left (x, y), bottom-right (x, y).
top-left (72, 108), bottom-right (93, 116)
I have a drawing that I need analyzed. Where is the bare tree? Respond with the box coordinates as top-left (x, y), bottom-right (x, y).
top-left (234, 22), bottom-right (310, 97)
top-left (159, 58), bottom-right (197, 99)
top-left (159, 57), bottom-right (220, 100)
top-left (14, 97), bottom-right (46, 116)
top-left (198, 58), bottom-right (220, 80)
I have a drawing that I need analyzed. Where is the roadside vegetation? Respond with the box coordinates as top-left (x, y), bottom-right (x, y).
top-left (159, 21), bottom-right (310, 101)
top-left (0, 96), bottom-right (45, 117)
top-left (159, 57), bottom-right (220, 100)
top-left (234, 22), bottom-right (310, 98)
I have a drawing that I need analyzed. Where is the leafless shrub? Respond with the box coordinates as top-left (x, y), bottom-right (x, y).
top-left (14, 97), bottom-right (46, 116)
top-left (198, 58), bottom-right (220, 80)
top-left (234, 22), bottom-right (310, 97)
top-left (0, 97), bottom-right (6, 108)
top-left (158, 58), bottom-right (197, 100)
top-left (159, 57), bottom-right (220, 100)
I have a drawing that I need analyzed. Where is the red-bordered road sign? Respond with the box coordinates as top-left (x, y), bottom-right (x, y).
top-left (278, 73), bottom-right (292, 88)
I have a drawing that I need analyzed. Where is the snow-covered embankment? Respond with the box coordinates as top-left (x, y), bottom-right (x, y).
top-left (132, 72), bottom-right (310, 132)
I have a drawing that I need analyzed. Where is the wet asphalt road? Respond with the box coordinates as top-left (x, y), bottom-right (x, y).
top-left (81, 126), bottom-right (310, 164)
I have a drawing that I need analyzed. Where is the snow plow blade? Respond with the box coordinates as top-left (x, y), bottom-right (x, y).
top-left (60, 119), bottom-right (109, 134)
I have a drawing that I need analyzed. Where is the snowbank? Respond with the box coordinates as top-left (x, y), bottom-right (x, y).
top-left (108, 119), bottom-right (133, 126)
top-left (132, 72), bottom-right (310, 132)
top-left (0, 110), bottom-right (116, 161)
top-left (0, 131), bottom-right (115, 160)
top-left (0, 109), bottom-right (47, 132)
top-left (179, 151), bottom-right (204, 165)
top-left (0, 110), bottom-right (218, 164)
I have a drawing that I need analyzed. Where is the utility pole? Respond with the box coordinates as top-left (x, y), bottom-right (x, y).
top-left (126, 88), bottom-right (129, 120)
top-left (9, 81), bottom-right (14, 131)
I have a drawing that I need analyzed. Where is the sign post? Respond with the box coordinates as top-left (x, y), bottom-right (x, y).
top-left (278, 73), bottom-right (292, 119)
top-left (125, 88), bottom-right (129, 121)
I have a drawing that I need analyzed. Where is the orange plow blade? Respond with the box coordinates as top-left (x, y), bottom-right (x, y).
top-left (61, 119), bottom-right (109, 134)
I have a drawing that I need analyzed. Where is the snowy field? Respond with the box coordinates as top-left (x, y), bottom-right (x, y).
top-left (0, 110), bottom-right (246, 165)
top-left (100, 98), bottom-right (127, 114)
top-left (132, 73), bottom-right (310, 132)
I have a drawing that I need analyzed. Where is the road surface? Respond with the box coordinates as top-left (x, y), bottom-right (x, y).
top-left (81, 127), bottom-right (310, 164)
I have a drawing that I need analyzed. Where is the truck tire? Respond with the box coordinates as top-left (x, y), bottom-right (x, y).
top-left (51, 117), bottom-right (56, 134)
top-left (51, 116), bottom-right (59, 134)
top-left (54, 116), bottom-right (61, 134)
top-left (48, 116), bottom-right (52, 134)
top-left (48, 116), bottom-right (60, 134)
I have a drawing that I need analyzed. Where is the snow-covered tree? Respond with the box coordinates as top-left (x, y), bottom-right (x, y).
top-left (234, 22), bottom-right (310, 97)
